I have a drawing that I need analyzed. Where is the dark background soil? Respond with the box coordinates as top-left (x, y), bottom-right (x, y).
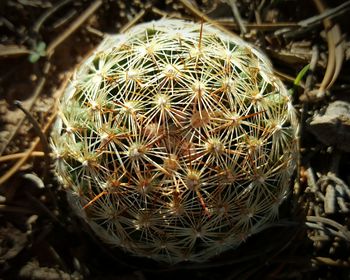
top-left (0, 0), bottom-right (350, 279)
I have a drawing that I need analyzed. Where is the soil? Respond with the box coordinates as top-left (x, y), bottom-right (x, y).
top-left (0, 0), bottom-right (350, 279)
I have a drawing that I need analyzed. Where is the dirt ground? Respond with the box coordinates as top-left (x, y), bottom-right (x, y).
top-left (0, 0), bottom-right (350, 279)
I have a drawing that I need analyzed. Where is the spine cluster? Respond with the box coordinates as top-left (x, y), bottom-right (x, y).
top-left (51, 19), bottom-right (297, 263)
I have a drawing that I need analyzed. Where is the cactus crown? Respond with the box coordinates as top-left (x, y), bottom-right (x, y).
top-left (51, 19), bottom-right (297, 263)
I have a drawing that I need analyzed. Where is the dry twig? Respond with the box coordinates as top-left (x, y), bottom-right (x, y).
top-left (14, 100), bottom-right (51, 182)
top-left (46, 0), bottom-right (102, 55)
top-left (179, 0), bottom-right (239, 38)
top-left (312, 0), bottom-right (345, 97)
top-left (0, 151), bottom-right (45, 163)
top-left (33, 0), bottom-right (73, 33)
top-left (0, 44), bottom-right (30, 57)
top-left (0, 72), bottom-right (71, 186)
top-left (120, 8), bottom-right (147, 33)
top-left (226, 0), bottom-right (247, 35)
top-left (0, 61), bottom-right (50, 157)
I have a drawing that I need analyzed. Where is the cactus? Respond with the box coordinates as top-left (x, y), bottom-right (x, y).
top-left (50, 19), bottom-right (298, 263)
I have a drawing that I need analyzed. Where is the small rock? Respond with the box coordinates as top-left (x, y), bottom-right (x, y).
top-left (0, 223), bottom-right (27, 262)
top-left (308, 100), bottom-right (350, 152)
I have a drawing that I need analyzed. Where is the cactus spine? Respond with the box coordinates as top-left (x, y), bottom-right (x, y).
top-left (51, 19), bottom-right (298, 263)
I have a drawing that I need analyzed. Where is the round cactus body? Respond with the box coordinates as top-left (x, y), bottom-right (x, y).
top-left (51, 19), bottom-right (298, 263)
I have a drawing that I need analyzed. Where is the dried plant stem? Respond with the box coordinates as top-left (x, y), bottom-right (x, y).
top-left (0, 151), bottom-right (45, 163)
top-left (120, 8), bottom-right (147, 33)
top-left (226, 0), bottom-right (247, 34)
top-left (274, 69), bottom-right (299, 84)
top-left (33, 0), bottom-right (73, 33)
top-left (313, 256), bottom-right (350, 267)
top-left (14, 100), bottom-right (51, 182)
top-left (0, 109), bottom-right (55, 186)
top-left (179, 0), bottom-right (239, 37)
top-left (300, 1), bottom-right (350, 28)
top-left (46, 0), bottom-right (102, 55)
top-left (306, 216), bottom-right (350, 241)
top-left (219, 21), bottom-right (298, 31)
top-left (0, 45), bottom-right (30, 57)
top-left (0, 71), bottom-right (72, 186)
top-left (24, 191), bottom-right (62, 224)
top-left (0, 61), bottom-right (50, 157)
top-left (313, 0), bottom-right (344, 95)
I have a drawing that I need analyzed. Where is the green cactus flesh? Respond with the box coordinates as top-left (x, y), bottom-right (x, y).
top-left (51, 19), bottom-right (298, 263)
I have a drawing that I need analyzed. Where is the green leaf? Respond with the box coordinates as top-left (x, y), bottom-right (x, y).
top-left (28, 41), bottom-right (46, 63)
top-left (294, 64), bottom-right (310, 86)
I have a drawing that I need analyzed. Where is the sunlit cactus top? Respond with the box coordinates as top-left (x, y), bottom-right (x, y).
top-left (51, 19), bottom-right (298, 263)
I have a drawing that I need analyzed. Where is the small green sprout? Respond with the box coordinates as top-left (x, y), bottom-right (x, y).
top-left (28, 41), bottom-right (46, 63)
